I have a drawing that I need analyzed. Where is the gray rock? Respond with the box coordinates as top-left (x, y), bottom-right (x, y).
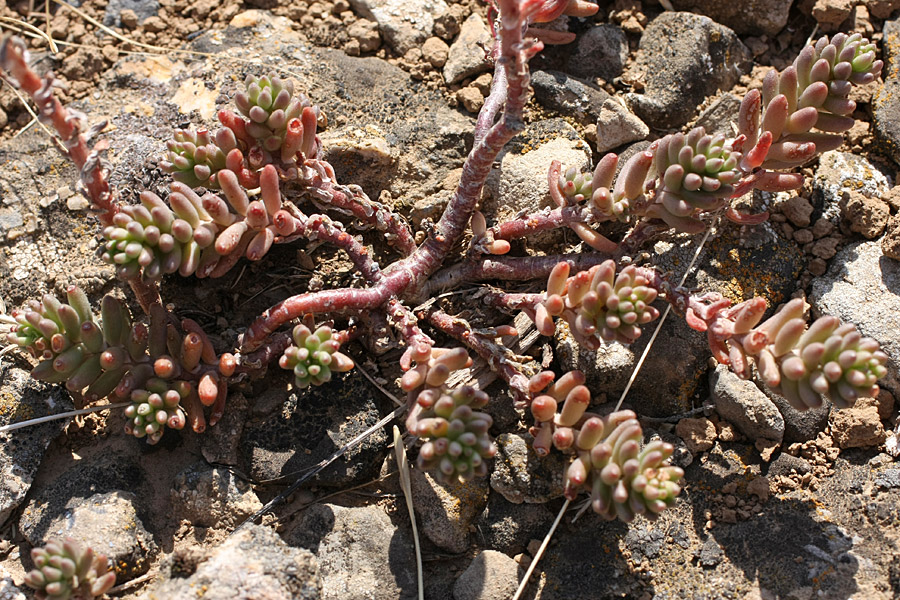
top-left (18, 453), bottom-right (148, 551)
top-left (24, 491), bottom-right (156, 582)
top-left (475, 492), bottom-right (555, 554)
top-left (767, 452), bottom-right (813, 478)
top-left (0, 565), bottom-right (25, 600)
top-left (811, 151), bottom-right (891, 225)
top-left (411, 469), bottom-right (489, 553)
top-left (669, 0), bottom-right (792, 35)
top-left (171, 463), bottom-right (263, 529)
top-left (453, 550), bottom-right (520, 600)
top-left (711, 364), bottom-right (784, 443)
top-left (241, 371), bottom-right (389, 487)
top-left (348, 0), bottom-right (448, 54)
top-left (490, 433), bottom-right (567, 504)
top-left (595, 99), bottom-right (650, 153)
top-left (482, 118), bottom-right (591, 247)
top-left (443, 13), bottom-right (492, 84)
top-left (875, 469), bottom-right (900, 489)
top-left (624, 524), bottom-right (665, 562)
top-left (555, 309), bottom-right (709, 417)
top-left (531, 70), bottom-right (611, 125)
top-left (809, 240), bottom-right (900, 396)
top-left (566, 24), bottom-right (629, 82)
top-left (286, 503), bottom-right (415, 600)
top-left (694, 93), bottom-right (742, 138)
top-left (103, 0), bottom-right (159, 27)
top-left (0, 366), bottom-right (72, 526)
top-left (698, 537), bottom-right (724, 567)
top-left (762, 386), bottom-right (831, 444)
top-left (873, 19), bottom-right (900, 166)
top-left (627, 12), bottom-right (751, 129)
top-left (200, 390), bottom-right (248, 466)
top-left (142, 524), bottom-right (320, 600)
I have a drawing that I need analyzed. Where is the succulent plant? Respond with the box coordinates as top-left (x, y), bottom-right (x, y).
top-left (402, 346), bottom-right (496, 482)
top-left (124, 376), bottom-right (189, 443)
top-left (24, 538), bottom-right (116, 600)
top-left (5, 289), bottom-right (132, 401)
top-left (101, 164), bottom-right (297, 281)
top-left (279, 323), bottom-right (355, 388)
top-left (233, 74), bottom-right (320, 163)
top-left (528, 370), bottom-right (683, 521)
top-left (740, 32), bottom-right (883, 170)
top-left (160, 128), bottom-right (235, 189)
top-left (645, 127), bottom-right (742, 233)
top-left (534, 260), bottom-right (661, 348)
top-left (749, 299), bottom-right (888, 409)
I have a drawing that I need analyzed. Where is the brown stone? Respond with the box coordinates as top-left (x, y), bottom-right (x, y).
top-left (675, 417), bottom-right (717, 454)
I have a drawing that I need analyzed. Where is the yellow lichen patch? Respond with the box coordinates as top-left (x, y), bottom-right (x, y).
top-left (172, 79), bottom-right (220, 121)
top-left (704, 229), bottom-right (799, 305)
top-left (0, 390), bottom-right (35, 423)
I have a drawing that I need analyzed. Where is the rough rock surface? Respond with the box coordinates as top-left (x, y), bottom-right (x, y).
top-left (443, 13), bottom-right (492, 84)
top-left (452, 550), bottom-right (520, 600)
top-left (490, 433), bottom-right (567, 504)
top-left (669, 0), bottom-right (792, 35)
top-left (530, 70), bottom-right (611, 125)
top-left (411, 470), bottom-right (489, 553)
top-left (811, 151), bottom-right (891, 225)
top-left (711, 365), bottom-right (785, 443)
top-left (171, 463), bottom-right (263, 528)
top-left (872, 18), bottom-right (900, 165)
top-left (627, 12), bottom-right (751, 128)
top-left (566, 24), bottom-right (629, 82)
top-left (0, 367), bottom-right (72, 526)
top-left (141, 524), bottom-right (321, 599)
top-left (241, 371), bottom-right (389, 487)
top-left (24, 491), bottom-right (157, 582)
top-left (809, 241), bottom-right (900, 395)
top-left (348, 0), bottom-right (448, 54)
top-left (286, 503), bottom-right (415, 600)
top-left (475, 492), bottom-right (555, 554)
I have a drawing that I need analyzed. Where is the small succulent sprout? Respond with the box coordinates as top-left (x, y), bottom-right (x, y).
top-left (412, 385), bottom-right (496, 482)
top-left (556, 164), bottom-right (593, 204)
top-left (233, 74), bottom-right (320, 162)
top-left (124, 376), bottom-right (190, 444)
top-left (469, 211), bottom-right (510, 255)
top-left (527, 369), bottom-right (589, 456)
top-left (25, 537), bottom-right (116, 600)
top-left (535, 260), bottom-right (660, 348)
top-left (160, 128), bottom-right (232, 188)
top-left (565, 412), bottom-right (684, 522)
top-left (646, 127), bottom-right (742, 233)
top-left (279, 323), bottom-right (355, 388)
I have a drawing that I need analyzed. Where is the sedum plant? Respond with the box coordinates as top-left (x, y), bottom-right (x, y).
top-left (0, 0), bottom-right (889, 524)
top-left (24, 538), bottom-right (116, 600)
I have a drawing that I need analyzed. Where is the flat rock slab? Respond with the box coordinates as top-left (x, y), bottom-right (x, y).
top-left (241, 371), bottom-right (389, 487)
top-left (0, 366), bottom-right (72, 526)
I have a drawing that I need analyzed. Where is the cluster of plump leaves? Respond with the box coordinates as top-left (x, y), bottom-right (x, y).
top-left (534, 260), bottom-right (660, 347)
top-left (24, 538), bottom-right (116, 600)
top-left (160, 128), bottom-right (234, 189)
top-left (741, 32), bottom-right (883, 170)
top-left (528, 371), bottom-right (683, 521)
top-left (645, 128), bottom-right (742, 233)
top-left (402, 347), bottom-right (496, 482)
top-left (101, 164), bottom-right (299, 281)
top-left (5, 289), bottom-right (234, 441)
top-left (279, 324), bottom-right (355, 388)
top-left (700, 297), bottom-right (889, 410)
